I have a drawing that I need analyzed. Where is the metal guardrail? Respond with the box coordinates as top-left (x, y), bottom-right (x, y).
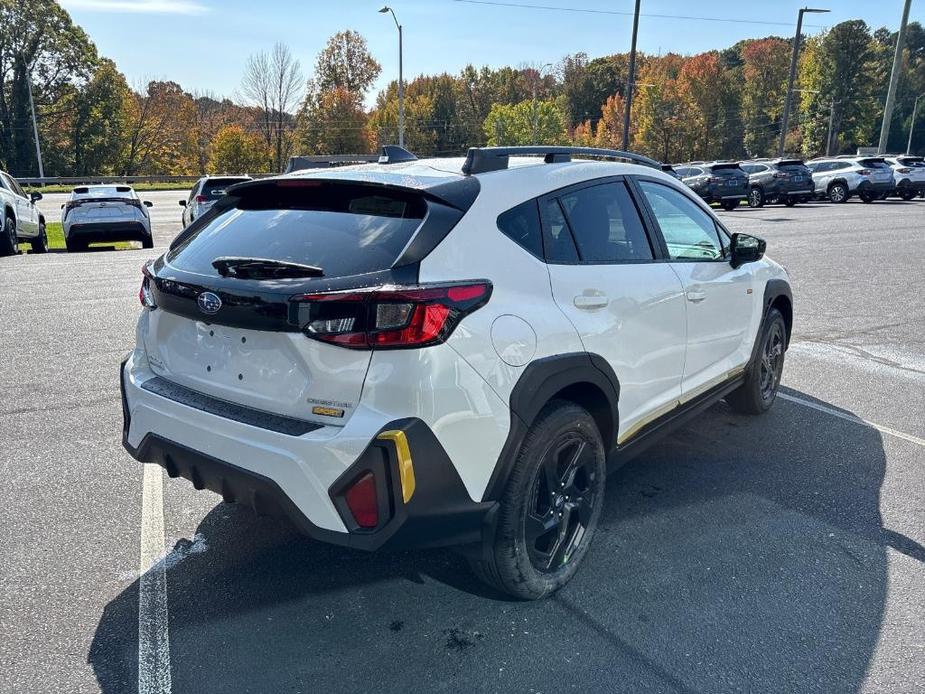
top-left (16, 174), bottom-right (278, 187)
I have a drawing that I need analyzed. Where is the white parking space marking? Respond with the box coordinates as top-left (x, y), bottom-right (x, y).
top-left (780, 393), bottom-right (925, 448)
top-left (138, 463), bottom-right (171, 694)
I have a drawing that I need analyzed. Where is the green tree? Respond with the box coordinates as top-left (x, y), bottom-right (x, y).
top-left (0, 0), bottom-right (97, 175)
top-left (483, 99), bottom-right (567, 145)
top-left (313, 30), bottom-right (381, 96)
top-left (367, 92), bottom-right (437, 155)
top-left (297, 86), bottom-right (369, 155)
top-left (210, 124), bottom-right (268, 173)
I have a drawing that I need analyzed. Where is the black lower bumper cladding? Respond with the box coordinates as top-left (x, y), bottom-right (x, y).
top-left (121, 365), bottom-right (495, 550)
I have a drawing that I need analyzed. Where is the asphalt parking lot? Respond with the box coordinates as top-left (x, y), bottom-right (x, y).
top-left (1, 192), bottom-right (923, 693)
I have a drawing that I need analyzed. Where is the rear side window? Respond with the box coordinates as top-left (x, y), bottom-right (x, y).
top-left (542, 199), bottom-right (579, 262)
top-left (558, 182), bottom-right (653, 262)
top-left (167, 184), bottom-right (426, 279)
top-left (497, 200), bottom-right (543, 258)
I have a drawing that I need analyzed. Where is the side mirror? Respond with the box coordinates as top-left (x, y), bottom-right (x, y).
top-left (178, 200), bottom-right (187, 207)
top-left (30, 192), bottom-right (43, 202)
top-left (144, 200), bottom-right (153, 208)
top-left (730, 233), bottom-right (766, 269)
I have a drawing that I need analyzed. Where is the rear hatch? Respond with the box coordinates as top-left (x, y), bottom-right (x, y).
top-left (708, 163), bottom-right (748, 194)
top-left (775, 160), bottom-right (812, 191)
top-left (142, 176), bottom-right (472, 426)
top-left (857, 158), bottom-right (894, 185)
top-left (66, 186), bottom-right (140, 223)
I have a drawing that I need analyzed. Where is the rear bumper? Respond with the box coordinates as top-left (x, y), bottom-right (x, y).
top-left (856, 180), bottom-right (893, 194)
top-left (120, 353), bottom-right (495, 551)
top-left (895, 179), bottom-right (925, 192)
top-left (67, 221), bottom-right (150, 242)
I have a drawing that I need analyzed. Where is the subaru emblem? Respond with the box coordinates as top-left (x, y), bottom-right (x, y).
top-left (197, 291), bottom-right (222, 315)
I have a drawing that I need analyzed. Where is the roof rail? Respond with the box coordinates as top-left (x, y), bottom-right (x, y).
top-left (461, 146), bottom-right (662, 175)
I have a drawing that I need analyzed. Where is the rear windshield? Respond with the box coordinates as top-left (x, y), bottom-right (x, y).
top-left (167, 184), bottom-right (427, 279)
top-left (857, 158), bottom-right (890, 169)
top-left (73, 186), bottom-right (133, 198)
top-left (708, 164), bottom-right (742, 173)
top-left (777, 160), bottom-right (806, 169)
top-left (898, 157), bottom-right (924, 167)
top-left (201, 178), bottom-right (251, 199)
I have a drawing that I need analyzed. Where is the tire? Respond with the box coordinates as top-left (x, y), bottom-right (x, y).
top-left (142, 235), bottom-right (154, 249)
top-left (0, 213), bottom-right (17, 256)
top-left (469, 400), bottom-right (606, 600)
top-left (859, 191), bottom-right (875, 203)
top-left (784, 197), bottom-right (797, 207)
top-left (726, 308), bottom-right (787, 415)
top-left (747, 187), bottom-right (764, 208)
top-left (828, 182), bottom-right (849, 203)
top-left (31, 222), bottom-right (48, 254)
top-left (899, 190), bottom-right (915, 201)
top-left (65, 238), bottom-right (85, 253)
top-left (721, 200), bottom-right (739, 211)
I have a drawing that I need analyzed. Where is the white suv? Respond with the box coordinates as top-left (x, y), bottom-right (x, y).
top-left (121, 146), bottom-right (793, 599)
top-left (806, 156), bottom-right (895, 203)
top-left (62, 185), bottom-right (154, 252)
top-left (883, 155), bottom-right (925, 200)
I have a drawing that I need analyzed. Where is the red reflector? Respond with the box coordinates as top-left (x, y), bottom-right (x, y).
top-left (447, 284), bottom-right (488, 302)
top-left (344, 472), bottom-right (378, 528)
top-left (195, 195), bottom-right (207, 203)
top-left (277, 179), bottom-right (324, 188)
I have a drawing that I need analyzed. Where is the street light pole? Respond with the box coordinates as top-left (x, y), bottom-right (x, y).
top-left (621, 0), bottom-right (641, 151)
top-left (878, 0), bottom-right (912, 154)
top-left (908, 94), bottom-right (924, 155)
top-left (779, 7), bottom-right (830, 158)
top-left (379, 6), bottom-right (404, 148)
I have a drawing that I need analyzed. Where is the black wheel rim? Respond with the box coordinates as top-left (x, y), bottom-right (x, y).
top-left (525, 434), bottom-right (598, 573)
top-left (759, 322), bottom-right (785, 401)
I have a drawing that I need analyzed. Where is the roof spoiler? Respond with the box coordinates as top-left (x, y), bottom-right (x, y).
top-left (461, 146), bottom-right (662, 175)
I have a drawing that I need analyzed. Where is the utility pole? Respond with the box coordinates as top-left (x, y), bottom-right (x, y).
top-left (908, 94), bottom-right (924, 155)
top-left (779, 7), bottom-right (830, 158)
top-left (531, 63), bottom-right (553, 143)
top-left (826, 99), bottom-right (839, 156)
top-left (878, 0), bottom-right (912, 154)
top-left (26, 70), bottom-right (44, 180)
top-left (621, 0), bottom-right (641, 151)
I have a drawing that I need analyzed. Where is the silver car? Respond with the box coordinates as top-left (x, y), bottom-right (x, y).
top-left (62, 185), bottom-right (154, 252)
top-left (883, 156), bottom-right (925, 200)
top-left (180, 176), bottom-right (251, 227)
top-left (806, 157), bottom-right (895, 203)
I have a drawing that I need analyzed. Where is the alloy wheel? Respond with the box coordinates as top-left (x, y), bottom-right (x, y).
top-left (759, 322), bottom-right (785, 401)
top-left (525, 434), bottom-right (599, 573)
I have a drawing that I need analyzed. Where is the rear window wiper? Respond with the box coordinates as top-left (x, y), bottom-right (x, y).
top-left (212, 257), bottom-right (324, 279)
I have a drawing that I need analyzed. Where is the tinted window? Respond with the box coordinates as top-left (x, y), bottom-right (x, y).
top-left (558, 182), bottom-right (653, 262)
top-left (542, 198), bottom-right (578, 262)
top-left (74, 186), bottom-right (134, 199)
top-left (497, 200), bottom-right (543, 258)
top-left (638, 181), bottom-right (723, 261)
top-left (674, 167), bottom-right (690, 177)
top-left (688, 167), bottom-right (704, 177)
top-left (167, 185), bottom-right (426, 278)
top-left (3, 173), bottom-right (24, 197)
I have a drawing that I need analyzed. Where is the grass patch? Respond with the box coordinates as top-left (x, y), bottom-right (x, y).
top-left (40, 221), bottom-right (134, 252)
top-left (25, 181), bottom-right (191, 194)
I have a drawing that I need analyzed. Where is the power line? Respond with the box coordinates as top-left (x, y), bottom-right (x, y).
top-left (451, 0), bottom-right (828, 29)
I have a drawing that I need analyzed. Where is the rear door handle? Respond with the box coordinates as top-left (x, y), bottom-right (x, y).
top-left (686, 290), bottom-right (707, 303)
top-left (573, 294), bottom-right (609, 310)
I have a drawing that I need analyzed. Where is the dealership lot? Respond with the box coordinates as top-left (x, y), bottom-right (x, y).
top-left (1, 195), bottom-right (923, 693)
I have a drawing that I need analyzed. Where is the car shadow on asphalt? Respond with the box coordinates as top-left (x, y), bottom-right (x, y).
top-left (88, 391), bottom-right (921, 693)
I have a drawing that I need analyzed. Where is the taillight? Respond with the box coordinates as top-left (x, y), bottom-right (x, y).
top-left (772, 172), bottom-right (789, 179)
top-left (292, 281), bottom-right (492, 349)
top-left (139, 264), bottom-right (156, 309)
top-left (344, 472), bottom-right (378, 528)
top-left (708, 176), bottom-right (724, 184)
top-left (897, 167), bottom-right (912, 174)
top-left (195, 195), bottom-right (208, 204)
top-left (858, 169), bottom-right (871, 176)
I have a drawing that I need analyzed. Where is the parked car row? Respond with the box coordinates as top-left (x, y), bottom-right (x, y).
top-left (672, 154), bottom-right (925, 208)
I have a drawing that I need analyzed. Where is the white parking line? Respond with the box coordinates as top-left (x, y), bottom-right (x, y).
top-left (138, 463), bottom-right (171, 694)
top-left (779, 393), bottom-right (925, 447)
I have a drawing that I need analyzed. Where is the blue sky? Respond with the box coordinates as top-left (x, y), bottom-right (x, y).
top-left (59, 0), bottom-right (925, 106)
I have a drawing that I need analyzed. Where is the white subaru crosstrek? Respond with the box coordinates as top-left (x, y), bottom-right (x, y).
top-left (121, 146), bottom-right (793, 599)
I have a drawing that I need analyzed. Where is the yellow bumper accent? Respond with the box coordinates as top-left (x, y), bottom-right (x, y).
top-left (377, 430), bottom-right (415, 503)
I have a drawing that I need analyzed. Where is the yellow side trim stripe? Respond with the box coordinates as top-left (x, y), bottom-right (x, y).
top-left (377, 430), bottom-right (416, 503)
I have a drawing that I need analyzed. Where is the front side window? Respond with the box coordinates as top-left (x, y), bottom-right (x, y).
top-left (558, 182), bottom-right (653, 262)
top-left (638, 180), bottom-right (724, 261)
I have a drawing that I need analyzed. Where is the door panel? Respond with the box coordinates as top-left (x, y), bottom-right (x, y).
top-left (635, 179), bottom-right (757, 398)
top-left (542, 181), bottom-right (687, 445)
